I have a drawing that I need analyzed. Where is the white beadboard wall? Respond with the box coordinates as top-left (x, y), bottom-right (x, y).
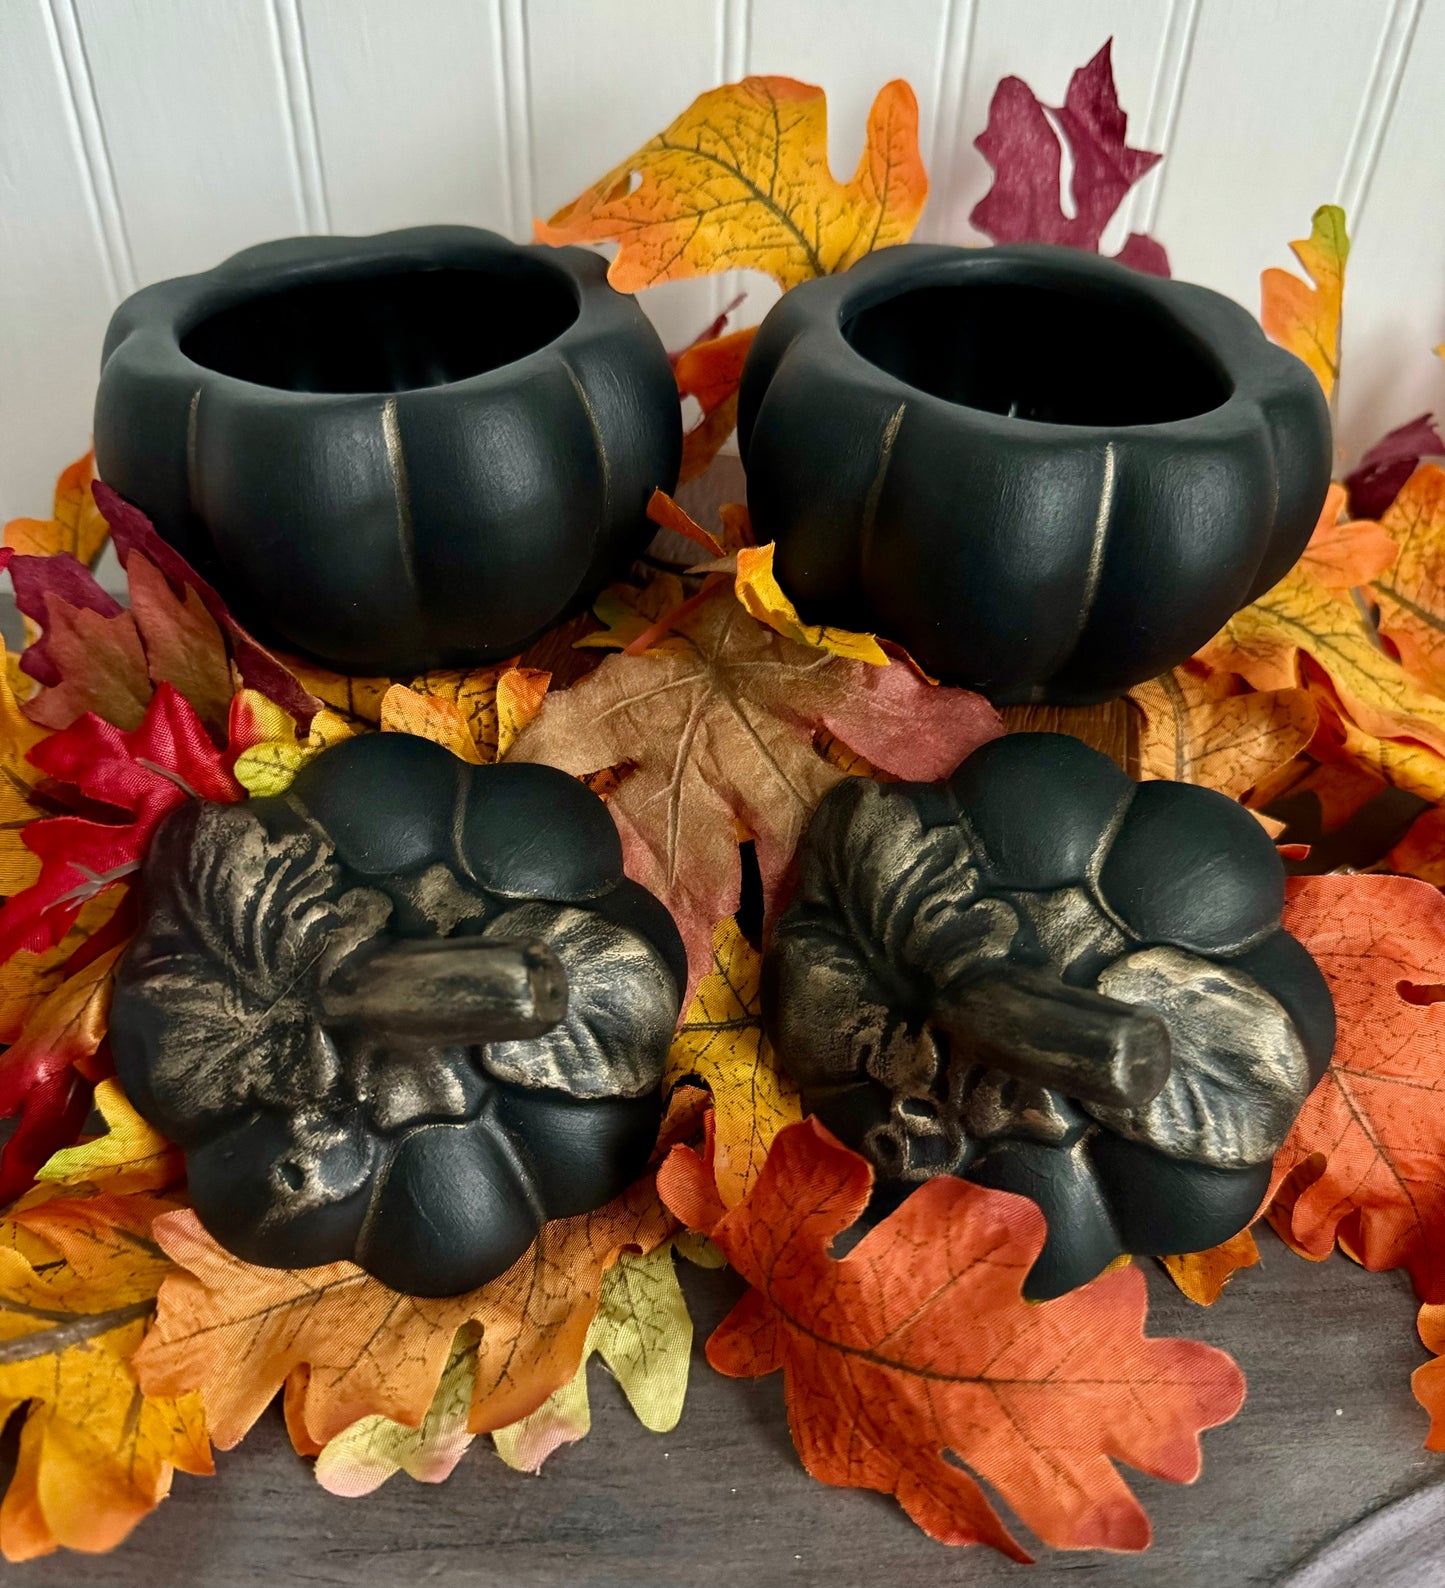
top-left (2, 0), bottom-right (1443, 525)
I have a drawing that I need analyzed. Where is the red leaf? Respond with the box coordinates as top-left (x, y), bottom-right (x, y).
top-left (970, 40), bottom-right (1169, 274)
top-left (0, 684), bottom-right (242, 962)
top-left (95, 483), bottom-right (322, 731)
top-left (1345, 413), bottom-right (1445, 520)
top-left (659, 1117), bottom-right (1245, 1557)
top-left (1272, 873), bottom-right (1445, 1301)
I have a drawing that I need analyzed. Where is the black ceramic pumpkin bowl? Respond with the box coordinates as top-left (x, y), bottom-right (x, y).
top-left (93, 226), bottom-right (682, 675)
top-left (761, 732), bottom-right (1335, 1299)
top-left (109, 733), bottom-right (687, 1297)
top-left (737, 243), bottom-right (1332, 705)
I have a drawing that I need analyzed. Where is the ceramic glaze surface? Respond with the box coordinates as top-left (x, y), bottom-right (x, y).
top-left (762, 732), bottom-right (1335, 1298)
top-left (93, 225), bottom-right (682, 675)
top-left (738, 243), bottom-right (1332, 705)
top-left (110, 734), bottom-right (687, 1297)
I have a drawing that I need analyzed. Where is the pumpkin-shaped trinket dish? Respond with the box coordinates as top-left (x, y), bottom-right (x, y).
top-left (93, 225), bottom-right (682, 675)
top-left (738, 243), bottom-right (1332, 704)
top-left (109, 734), bottom-right (686, 1297)
top-left (762, 732), bottom-right (1335, 1298)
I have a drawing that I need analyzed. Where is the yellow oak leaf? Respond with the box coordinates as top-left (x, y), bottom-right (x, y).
top-left (0, 1192), bottom-right (212, 1561)
top-left (536, 76), bottom-right (928, 291)
top-left (1129, 668), bottom-right (1316, 799)
top-left (492, 1242), bottom-right (691, 1473)
top-left (381, 666), bottom-right (551, 765)
top-left (274, 654), bottom-right (390, 729)
top-left (734, 542), bottom-right (890, 666)
top-left (313, 1327), bottom-right (480, 1497)
top-left (1373, 463), bottom-right (1445, 696)
top-left (1161, 1230), bottom-right (1261, 1306)
top-left (1198, 565), bottom-right (1445, 801)
top-left (37, 1078), bottom-right (183, 1197)
top-left (1261, 203), bottom-right (1348, 400)
top-left (664, 919), bottom-right (800, 1208)
top-left (135, 1090), bottom-right (707, 1450)
top-left (496, 669), bottom-right (552, 759)
top-left (2, 451), bottom-right (108, 565)
top-left (380, 681), bottom-right (483, 763)
top-left (229, 688), bottom-right (357, 798)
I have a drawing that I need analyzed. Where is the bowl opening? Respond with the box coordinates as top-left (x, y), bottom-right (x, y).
top-left (843, 276), bottom-right (1232, 426)
top-left (181, 263), bottom-right (580, 394)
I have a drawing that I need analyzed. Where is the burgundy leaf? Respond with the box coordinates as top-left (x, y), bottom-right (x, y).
top-left (1346, 414), bottom-right (1445, 520)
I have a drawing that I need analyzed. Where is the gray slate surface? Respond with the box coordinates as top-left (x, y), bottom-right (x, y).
top-left (4, 1226), bottom-right (1442, 1588)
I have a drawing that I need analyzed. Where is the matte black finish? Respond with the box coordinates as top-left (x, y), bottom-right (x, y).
top-left (111, 734), bottom-right (685, 1295)
top-left (94, 226), bottom-right (683, 675)
top-left (762, 733), bottom-right (1336, 1297)
top-left (738, 243), bottom-right (1332, 704)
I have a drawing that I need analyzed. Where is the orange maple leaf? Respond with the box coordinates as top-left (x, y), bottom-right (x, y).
top-left (1272, 874), bottom-right (1445, 1301)
top-left (659, 1117), bottom-right (1245, 1559)
top-left (134, 1090), bottom-right (706, 1449)
top-left (1297, 481), bottom-right (1397, 588)
top-left (536, 76), bottom-right (927, 291)
top-left (1261, 204), bottom-right (1348, 402)
top-left (507, 583), bottom-right (1000, 993)
top-left (674, 326), bottom-right (758, 483)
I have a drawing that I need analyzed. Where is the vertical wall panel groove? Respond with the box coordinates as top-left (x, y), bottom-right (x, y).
top-left (1119, 0), bottom-right (1200, 242)
top-left (44, 0), bottom-right (135, 295)
top-left (1336, 0), bottom-right (1423, 228)
top-left (922, 0), bottom-right (979, 244)
top-left (499, 0), bottom-right (535, 239)
top-left (270, 0), bottom-right (331, 233)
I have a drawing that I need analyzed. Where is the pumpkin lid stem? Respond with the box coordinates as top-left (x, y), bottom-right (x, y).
top-left (934, 965), bottom-right (1171, 1110)
top-left (319, 935), bottom-right (567, 1045)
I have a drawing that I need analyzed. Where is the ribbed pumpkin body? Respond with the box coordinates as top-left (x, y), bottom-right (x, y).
top-left (762, 733), bottom-right (1335, 1298)
top-left (738, 244), bottom-right (1331, 704)
top-left (111, 734), bottom-right (686, 1297)
top-left (95, 226), bottom-right (682, 675)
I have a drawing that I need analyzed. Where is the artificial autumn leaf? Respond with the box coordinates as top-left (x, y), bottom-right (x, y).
top-left (1386, 805), bottom-right (1445, 886)
top-left (1261, 204), bottom-right (1348, 402)
top-left (675, 327), bottom-right (758, 482)
top-left (734, 543), bottom-right (890, 666)
top-left (1297, 482), bottom-right (1397, 588)
top-left (1346, 413), bottom-right (1445, 520)
top-left (577, 574), bottom-right (693, 655)
top-left (1198, 564), bottom-right (1445, 802)
top-left (276, 654), bottom-right (389, 729)
top-left (0, 894), bottom-right (120, 1046)
top-left (1411, 1304), bottom-right (1445, 1450)
top-left (380, 666), bottom-right (551, 766)
top-left (0, 1191), bottom-right (212, 1560)
top-left (1373, 464), bottom-right (1445, 696)
top-left (96, 484), bottom-right (320, 729)
top-left (0, 943), bottom-right (126, 1206)
top-left (227, 688), bottom-right (356, 798)
top-left (313, 1327), bottom-right (481, 1497)
top-left (36, 1077), bottom-right (183, 1198)
top-left (492, 1242), bottom-right (692, 1473)
top-left (664, 918), bottom-right (800, 1208)
top-left (970, 40), bottom-right (1168, 274)
top-left (0, 683), bottom-right (242, 964)
top-left (508, 583), bottom-right (1001, 991)
top-left (0, 634), bottom-right (51, 896)
top-left (1130, 667), bottom-right (1316, 799)
top-left (2, 450), bottom-right (108, 565)
top-left (536, 76), bottom-right (927, 291)
top-left (659, 1117), bottom-right (1244, 1558)
top-left (135, 1089), bottom-right (707, 1449)
top-left (1161, 1230), bottom-right (1262, 1306)
top-left (1271, 874), bottom-right (1445, 1302)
